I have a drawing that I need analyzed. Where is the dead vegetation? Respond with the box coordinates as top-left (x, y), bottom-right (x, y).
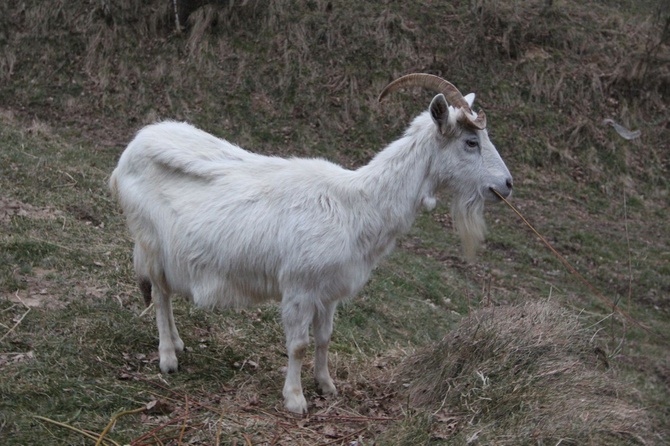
top-left (396, 300), bottom-right (654, 444)
top-left (2, 1), bottom-right (667, 175)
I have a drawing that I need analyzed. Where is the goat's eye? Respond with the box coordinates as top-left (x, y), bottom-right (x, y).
top-left (465, 139), bottom-right (479, 150)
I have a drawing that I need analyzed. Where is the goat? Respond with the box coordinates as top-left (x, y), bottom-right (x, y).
top-left (109, 73), bottom-right (513, 414)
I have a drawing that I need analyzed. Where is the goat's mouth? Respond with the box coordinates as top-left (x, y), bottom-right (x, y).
top-left (488, 187), bottom-right (511, 202)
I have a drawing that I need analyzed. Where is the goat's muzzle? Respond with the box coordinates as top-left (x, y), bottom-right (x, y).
top-left (489, 184), bottom-right (513, 201)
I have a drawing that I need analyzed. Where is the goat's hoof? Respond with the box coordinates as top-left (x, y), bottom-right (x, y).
top-left (159, 355), bottom-right (179, 374)
top-left (317, 380), bottom-right (338, 397)
top-left (284, 394), bottom-right (308, 414)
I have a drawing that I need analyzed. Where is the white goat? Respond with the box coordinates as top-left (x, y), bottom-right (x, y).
top-left (109, 73), bottom-right (513, 414)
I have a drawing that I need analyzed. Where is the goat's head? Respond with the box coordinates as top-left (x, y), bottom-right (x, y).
top-left (379, 73), bottom-right (513, 259)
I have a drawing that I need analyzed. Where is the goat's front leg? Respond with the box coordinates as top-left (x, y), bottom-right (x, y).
top-left (281, 297), bottom-right (314, 414)
top-left (313, 302), bottom-right (337, 397)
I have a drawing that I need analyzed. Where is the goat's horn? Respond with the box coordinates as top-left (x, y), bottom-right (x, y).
top-left (378, 73), bottom-right (468, 108)
top-left (378, 73), bottom-right (487, 130)
top-left (470, 110), bottom-right (486, 130)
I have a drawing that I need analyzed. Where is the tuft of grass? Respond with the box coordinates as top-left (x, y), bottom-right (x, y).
top-left (397, 300), bottom-right (657, 445)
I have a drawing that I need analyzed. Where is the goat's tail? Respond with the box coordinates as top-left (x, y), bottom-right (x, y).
top-left (109, 170), bottom-right (119, 201)
top-left (133, 242), bottom-right (153, 307)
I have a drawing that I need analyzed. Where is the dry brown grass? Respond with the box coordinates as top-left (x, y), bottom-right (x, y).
top-left (464, 0), bottom-right (669, 186)
top-left (3, 0), bottom-right (667, 184)
top-left (396, 300), bottom-right (654, 445)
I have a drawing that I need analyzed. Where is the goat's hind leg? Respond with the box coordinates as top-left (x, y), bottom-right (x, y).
top-left (139, 277), bottom-right (184, 353)
top-left (155, 284), bottom-right (183, 373)
top-left (164, 289), bottom-right (184, 353)
top-left (135, 244), bottom-right (183, 369)
top-left (313, 302), bottom-right (337, 397)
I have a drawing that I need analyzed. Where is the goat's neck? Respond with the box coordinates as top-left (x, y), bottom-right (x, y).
top-left (355, 129), bottom-right (437, 235)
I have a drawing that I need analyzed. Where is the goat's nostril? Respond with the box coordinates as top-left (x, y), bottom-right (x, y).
top-left (506, 179), bottom-right (513, 190)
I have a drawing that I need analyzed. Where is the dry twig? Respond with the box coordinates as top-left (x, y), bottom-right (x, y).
top-left (33, 415), bottom-right (121, 446)
top-left (95, 406), bottom-right (148, 446)
top-left (492, 189), bottom-right (661, 341)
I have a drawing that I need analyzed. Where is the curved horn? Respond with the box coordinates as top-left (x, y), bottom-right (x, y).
top-left (470, 110), bottom-right (486, 130)
top-left (378, 73), bottom-right (468, 108)
top-left (378, 73), bottom-right (487, 130)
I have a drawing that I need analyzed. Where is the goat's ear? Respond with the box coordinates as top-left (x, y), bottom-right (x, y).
top-left (464, 93), bottom-right (475, 108)
top-left (429, 94), bottom-right (450, 135)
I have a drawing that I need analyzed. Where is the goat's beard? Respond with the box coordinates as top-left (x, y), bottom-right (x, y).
top-left (451, 194), bottom-right (487, 261)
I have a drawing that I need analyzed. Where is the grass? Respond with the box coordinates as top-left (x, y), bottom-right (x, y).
top-left (398, 300), bottom-right (655, 445)
top-left (1, 0), bottom-right (669, 444)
